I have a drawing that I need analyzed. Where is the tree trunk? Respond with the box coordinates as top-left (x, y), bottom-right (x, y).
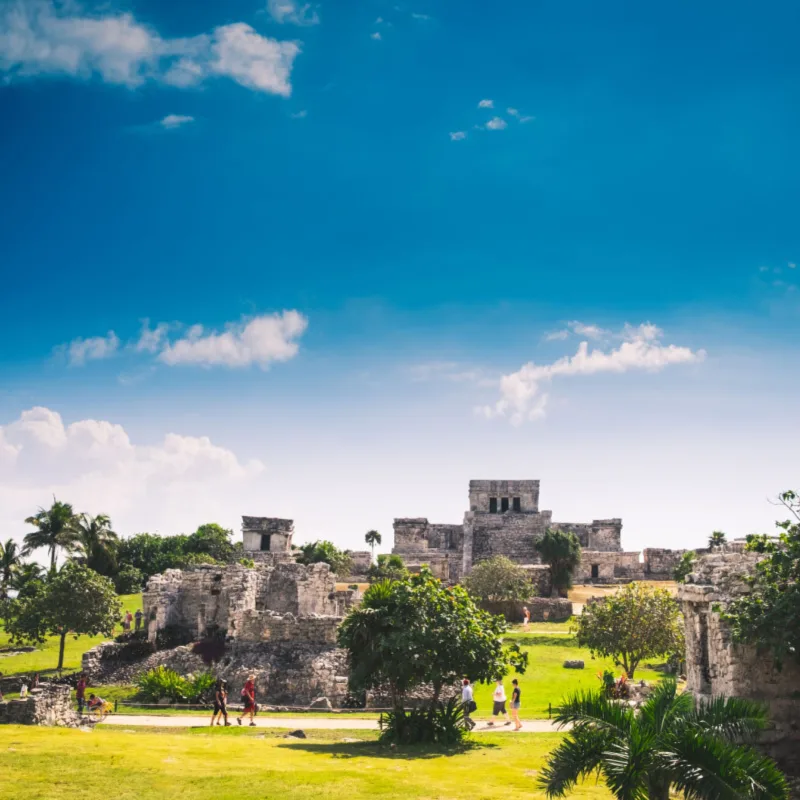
top-left (57, 630), bottom-right (67, 671)
top-left (50, 546), bottom-right (57, 573)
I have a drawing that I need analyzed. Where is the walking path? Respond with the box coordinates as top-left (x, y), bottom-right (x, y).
top-left (102, 714), bottom-right (562, 733)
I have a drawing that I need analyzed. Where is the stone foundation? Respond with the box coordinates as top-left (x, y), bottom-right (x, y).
top-left (575, 551), bottom-right (644, 583)
top-left (0, 685), bottom-right (79, 726)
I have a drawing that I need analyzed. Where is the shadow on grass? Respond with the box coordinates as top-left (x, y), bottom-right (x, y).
top-left (277, 738), bottom-right (500, 761)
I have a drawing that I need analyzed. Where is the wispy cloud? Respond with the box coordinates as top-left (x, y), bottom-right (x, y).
top-left (411, 12), bottom-right (431, 20)
top-left (290, 109), bottom-right (308, 119)
top-left (370, 31), bottom-right (382, 40)
top-left (160, 114), bottom-right (194, 129)
top-left (479, 323), bottom-right (706, 425)
top-left (0, 1), bottom-right (300, 96)
top-left (266, 0), bottom-right (320, 26)
top-left (478, 99), bottom-right (494, 109)
top-left (485, 116), bottom-right (507, 131)
top-left (407, 361), bottom-right (494, 387)
top-left (63, 332), bottom-right (120, 366)
top-left (135, 320), bottom-right (171, 354)
top-left (449, 131), bottom-right (466, 141)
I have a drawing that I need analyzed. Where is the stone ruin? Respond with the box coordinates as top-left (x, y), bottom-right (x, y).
top-left (679, 549), bottom-right (800, 776)
top-left (0, 684), bottom-right (79, 727)
top-left (392, 479), bottom-right (686, 585)
top-left (82, 517), bottom-right (359, 707)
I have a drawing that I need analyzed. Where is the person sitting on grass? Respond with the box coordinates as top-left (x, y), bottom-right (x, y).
top-left (487, 678), bottom-right (511, 726)
top-left (237, 675), bottom-right (257, 727)
top-left (211, 679), bottom-right (231, 727)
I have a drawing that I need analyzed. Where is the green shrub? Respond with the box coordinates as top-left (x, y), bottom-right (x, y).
top-left (114, 565), bottom-right (145, 594)
top-left (136, 666), bottom-right (217, 704)
top-left (379, 697), bottom-right (466, 745)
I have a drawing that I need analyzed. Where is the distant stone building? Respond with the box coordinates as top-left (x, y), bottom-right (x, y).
top-left (393, 479), bottom-right (646, 583)
top-left (679, 549), bottom-right (800, 775)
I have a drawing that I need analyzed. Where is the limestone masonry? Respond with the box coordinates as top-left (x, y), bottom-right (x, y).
top-left (392, 479), bottom-right (680, 582)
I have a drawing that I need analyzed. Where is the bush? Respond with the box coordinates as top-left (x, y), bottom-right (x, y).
top-left (114, 565), bottom-right (145, 594)
top-left (136, 666), bottom-right (217, 704)
top-left (379, 697), bottom-right (466, 745)
top-left (463, 556), bottom-right (534, 604)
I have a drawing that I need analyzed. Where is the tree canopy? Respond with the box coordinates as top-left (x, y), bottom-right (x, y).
top-left (721, 490), bottom-right (800, 668)
top-left (4, 563), bottom-right (122, 670)
top-left (463, 555), bottom-right (534, 603)
top-left (295, 540), bottom-right (353, 577)
top-left (73, 513), bottom-right (119, 575)
top-left (708, 530), bottom-right (728, 548)
top-left (366, 553), bottom-right (408, 583)
top-left (572, 582), bottom-right (684, 678)
top-left (535, 528), bottom-right (581, 596)
top-left (23, 499), bottom-right (80, 571)
top-left (0, 538), bottom-right (22, 598)
top-left (364, 529), bottom-right (382, 560)
top-left (672, 550), bottom-right (696, 582)
top-left (337, 567), bottom-right (527, 708)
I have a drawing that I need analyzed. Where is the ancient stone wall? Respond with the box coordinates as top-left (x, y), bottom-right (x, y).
top-left (521, 564), bottom-right (552, 597)
top-left (679, 552), bottom-right (800, 775)
top-left (575, 551), bottom-right (644, 582)
top-left (392, 518), bottom-right (463, 581)
top-left (0, 685), bottom-right (78, 726)
top-left (347, 551), bottom-right (372, 576)
top-left (550, 519), bottom-right (623, 552)
top-left (238, 611), bottom-right (340, 645)
top-left (470, 510), bottom-right (552, 565)
top-left (643, 548), bottom-right (688, 578)
top-left (242, 516), bottom-right (294, 558)
top-left (469, 480), bottom-right (540, 513)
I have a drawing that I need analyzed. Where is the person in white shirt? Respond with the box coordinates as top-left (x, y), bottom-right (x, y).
top-left (488, 678), bottom-right (510, 726)
top-left (461, 678), bottom-right (476, 730)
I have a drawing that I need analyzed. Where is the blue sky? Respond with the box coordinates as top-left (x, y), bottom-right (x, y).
top-left (1, 0), bottom-right (799, 558)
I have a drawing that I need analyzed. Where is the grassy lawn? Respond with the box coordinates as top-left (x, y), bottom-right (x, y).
top-left (0, 725), bottom-right (612, 800)
top-left (0, 593), bottom-right (142, 676)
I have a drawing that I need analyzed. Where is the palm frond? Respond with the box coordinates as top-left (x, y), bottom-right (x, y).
top-left (537, 725), bottom-right (613, 798)
top-left (638, 676), bottom-right (693, 736)
top-left (687, 695), bottom-right (770, 743)
top-left (553, 689), bottom-right (634, 736)
top-left (661, 728), bottom-right (788, 800)
top-left (601, 724), bottom-right (655, 800)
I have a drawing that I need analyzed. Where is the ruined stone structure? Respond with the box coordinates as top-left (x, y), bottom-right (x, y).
top-left (241, 517), bottom-right (297, 563)
top-left (393, 479), bottom-right (644, 583)
top-left (679, 550), bottom-right (800, 775)
top-left (0, 684), bottom-right (79, 727)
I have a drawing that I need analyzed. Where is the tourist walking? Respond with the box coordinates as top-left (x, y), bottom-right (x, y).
top-left (211, 679), bottom-right (230, 727)
top-left (461, 678), bottom-right (476, 730)
top-left (75, 674), bottom-right (87, 715)
top-left (510, 678), bottom-right (522, 730)
top-left (522, 606), bottom-right (530, 626)
top-left (488, 678), bottom-right (510, 726)
top-left (134, 609), bottom-right (143, 632)
top-left (237, 674), bottom-right (257, 727)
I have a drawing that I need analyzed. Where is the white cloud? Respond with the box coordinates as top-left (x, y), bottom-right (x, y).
top-left (411, 13), bottom-right (431, 20)
top-left (134, 320), bottom-right (170, 354)
top-left (507, 107), bottom-right (519, 117)
top-left (370, 32), bottom-right (382, 40)
top-left (449, 131), bottom-right (466, 141)
top-left (290, 109), bottom-right (308, 118)
top-left (64, 331), bottom-right (120, 365)
top-left (0, 2), bottom-right (300, 96)
top-left (160, 114), bottom-right (194, 129)
top-left (0, 407), bottom-right (264, 551)
top-left (375, 17), bottom-right (384, 23)
top-left (544, 329), bottom-right (570, 342)
top-left (158, 311), bottom-right (308, 368)
top-left (478, 99), bottom-right (493, 108)
top-left (519, 115), bottom-right (535, 123)
top-left (267, 0), bottom-right (320, 26)
top-left (485, 116), bottom-right (507, 131)
top-left (480, 323), bottom-right (706, 425)
top-left (788, 262), bottom-right (796, 269)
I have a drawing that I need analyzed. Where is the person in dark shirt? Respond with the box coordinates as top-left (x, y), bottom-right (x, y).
top-left (211, 679), bottom-right (231, 727)
top-left (134, 609), bottom-right (144, 632)
top-left (75, 674), bottom-right (87, 714)
top-left (510, 678), bottom-right (522, 731)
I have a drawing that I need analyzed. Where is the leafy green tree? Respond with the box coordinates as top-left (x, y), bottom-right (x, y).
top-left (366, 553), bottom-right (408, 582)
top-left (721, 490), bottom-right (800, 668)
top-left (174, 552), bottom-right (221, 568)
top-left (364, 529), bottom-right (382, 561)
top-left (116, 532), bottom-right (189, 580)
top-left (185, 523), bottom-right (236, 563)
top-left (0, 538), bottom-right (22, 598)
top-left (4, 563), bottom-right (122, 670)
top-left (23, 499), bottom-right (80, 571)
top-left (708, 530), bottom-right (728, 548)
top-left (539, 677), bottom-right (788, 800)
top-left (338, 568), bottom-right (527, 709)
top-left (11, 562), bottom-right (45, 599)
top-left (114, 564), bottom-right (145, 594)
top-left (463, 555), bottom-right (534, 603)
top-left (72, 513), bottom-right (119, 575)
top-left (673, 550), bottom-right (696, 583)
top-left (535, 528), bottom-right (581, 597)
top-left (296, 540), bottom-right (353, 577)
top-left (573, 582), bottom-right (683, 679)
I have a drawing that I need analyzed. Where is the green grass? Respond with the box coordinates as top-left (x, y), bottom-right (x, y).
top-left (472, 636), bottom-right (664, 718)
top-left (507, 620), bottom-right (574, 634)
top-left (0, 593), bottom-right (142, 676)
top-left (0, 725), bottom-right (613, 799)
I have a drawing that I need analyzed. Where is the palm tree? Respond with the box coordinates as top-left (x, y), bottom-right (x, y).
top-left (365, 529), bottom-right (382, 561)
top-left (23, 499), bottom-right (80, 572)
top-left (535, 528), bottom-right (581, 597)
top-left (539, 678), bottom-right (788, 800)
top-left (709, 530), bottom-right (728, 549)
top-left (0, 538), bottom-right (22, 598)
top-left (12, 562), bottom-right (45, 597)
top-left (72, 513), bottom-right (119, 575)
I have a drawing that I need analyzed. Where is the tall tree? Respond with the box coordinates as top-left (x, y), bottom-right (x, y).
top-left (366, 553), bottom-right (408, 583)
top-left (364, 529), bottom-right (381, 561)
top-left (535, 528), bottom-right (581, 597)
top-left (11, 562), bottom-right (45, 599)
top-left (295, 540), bottom-right (353, 577)
top-left (4, 563), bottom-right (121, 671)
top-left (463, 555), bottom-right (534, 604)
top-left (708, 530), bottom-right (728, 548)
top-left (540, 677), bottom-right (788, 800)
top-left (23, 499), bottom-right (80, 572)
top-left (0, 538), bottom-right (22, 598)
top-left (573, 582), bottom-right (684, 679)
top-left (73, 513), bottom-right (119, 575)
top-left (185, 523), bottom-right (236, 563)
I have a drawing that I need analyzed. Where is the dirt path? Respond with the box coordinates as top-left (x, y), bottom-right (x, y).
top-left (102, 714), bottom-right (562, 733)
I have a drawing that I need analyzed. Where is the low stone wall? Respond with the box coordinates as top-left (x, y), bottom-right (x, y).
top-left (237, 612), bottom-right (340, 644)
top-left (521, 564), bottom-right (552, 597)
top-left (643, 548), bottom-right (688, 579)
top-left (0, 685), bottom-right (79, 726)
top-left (481, 597), bottom-right (572, 623)
top-left (575, 551), bottom-right (644, 583)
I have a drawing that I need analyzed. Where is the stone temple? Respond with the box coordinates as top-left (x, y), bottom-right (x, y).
top-left (392, 479), bottom-right (681, 583)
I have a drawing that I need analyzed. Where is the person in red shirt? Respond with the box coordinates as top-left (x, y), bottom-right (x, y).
top-left (75, 674), bottom-right (88, 715)
top-left (237, 675), bottom-right (256, 727)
